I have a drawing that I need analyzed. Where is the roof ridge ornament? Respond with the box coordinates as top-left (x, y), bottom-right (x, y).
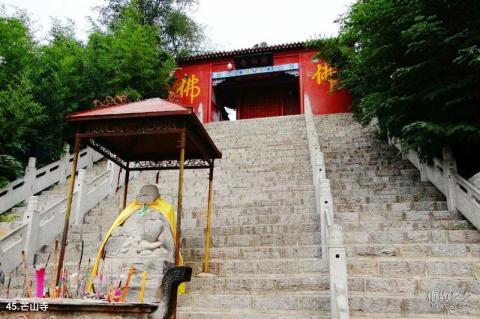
top-left (92, 95), bottom-right (130, 108)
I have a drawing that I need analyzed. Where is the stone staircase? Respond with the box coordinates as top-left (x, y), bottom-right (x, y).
top-left (169, 115), bottom-right (329, 318)
top-left (5, 112), bottom-right (480, 318)
top-left (8, 115), bottom-right (329, 318)
top-left (315, 113), bottom-right (480, 318)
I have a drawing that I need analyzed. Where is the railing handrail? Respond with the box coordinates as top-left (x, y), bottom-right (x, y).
top-left (0, 159), bottom-right (128, 274)
top-left (454, 173), bottom-right (480, 198)
top-left (387, 135), bottom-right (480, 231)
top-left (304, 94), bottom-right (349, 319)
top-left (0, 145), bottom-right (104, 214)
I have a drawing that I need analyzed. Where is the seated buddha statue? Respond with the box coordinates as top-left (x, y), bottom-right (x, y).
top-left (87, 184), bottom-right (184, 301)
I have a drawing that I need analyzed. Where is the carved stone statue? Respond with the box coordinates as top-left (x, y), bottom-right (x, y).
top-left (99, 185), bottom-right (176, 302)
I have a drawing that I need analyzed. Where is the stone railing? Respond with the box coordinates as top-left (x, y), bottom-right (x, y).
top-left (389, 137), bottom-right (480, 230)
top-left (0, 161), bottom-right (127, 274)
top-left (304, 95), bottom-right (349, 319)
top-left (0, 145), bottom-right (104, 214)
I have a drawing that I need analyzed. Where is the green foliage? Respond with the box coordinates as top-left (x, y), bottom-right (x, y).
top-left (30, 19), bottom-right (87, 162)
top-left (85, 4), bottom-right (175, 101)
top-left (0, 155), bottom-right (23, 187)
top-left (0, 1), bottom-right (185, 185)
top-left (0, 211), bottom-right (18, 223)
top-left (312, 0), bottom-right (480, 161)
top-left (99, 0), bottom-right (205, 56)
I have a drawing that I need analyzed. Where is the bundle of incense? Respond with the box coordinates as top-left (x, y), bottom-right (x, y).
top-left (81, 258), bottom-right (91, 299)
top-left (35, 265), bottom-right (46, 298)
top-left (138, 271), bottom-right (148, 303)
top-left (21, 251), bottom-right (32, 298)
top-left (50, 240), bottom-right (59, 298)
top-left (6, 277), bottom-right (11, 299)
top-left (58, 267), bottom-right (64, 298)
top-left (114, 281), bottom-right (122, 302)
top-left (120, 266), bottom-right (135, 302)
top-left (75, 240), bottom-right (84, 298)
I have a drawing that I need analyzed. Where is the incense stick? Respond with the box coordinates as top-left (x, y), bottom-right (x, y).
top-left (21, 251), bottom-right (32, 298)
top-left (6, 277), bottom-right (11, 299)
top-left (50, 240), bottom-right (59, 298)
top-left (120, 266), bottom-right (135, 302)
top-left (75, 240), bottom-right (84, 299)
top-left (138, 271), bottom-right (148, 303)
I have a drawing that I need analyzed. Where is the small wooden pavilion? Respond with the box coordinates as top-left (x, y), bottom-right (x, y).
top-left (61, 98), bottom-right (222, 298)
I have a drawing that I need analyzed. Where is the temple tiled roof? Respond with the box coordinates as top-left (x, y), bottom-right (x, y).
top-left (177, 41), bottom-right (307, 64)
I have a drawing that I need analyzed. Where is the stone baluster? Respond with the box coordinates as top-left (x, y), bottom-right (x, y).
top-left (73, 169), bottom-right (87, 225)
top-left (328, 224), bottom-right (349, 319)
top-left (24, 157), bottom-right (37, 200)
top-left (442, 147), bottom-right (458, 213)
top-left (23, 196), bottom-right (40, 264)
top-left (59, 144), bottom-right (71, 184)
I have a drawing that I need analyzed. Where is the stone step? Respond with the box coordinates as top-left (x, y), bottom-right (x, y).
top-left (334, 201), bottom-right (448, 212)
top-left (347, 294), bottom-right (480, 317)
top-left (346, 243), bottom-right (480, 258)
top-left (343, 229), bottom-right (480, 245)
top-left (185, 257), bottom-right (327, 276)
top-left (183, 231), bottom-right (321, 248)
top-left (347, 275), bottom-right (480, 296)
top-left (178, 311), bottom-right (330, 319)
top-left (182, 245), bottom-right (322, 261)
top-left (178, 292), bottom-right (331, 315)
top-left (186, 273), bottom-right (329, 294)
top-left (86, 206), bottom-right (317, 226)
top-left (183, 223), bottom-right (320, 236)
top-left (338, 216), bottom-right (474, 230)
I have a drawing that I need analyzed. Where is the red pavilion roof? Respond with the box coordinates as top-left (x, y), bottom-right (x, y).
top-left (66, 98), bottom-right (190, 122)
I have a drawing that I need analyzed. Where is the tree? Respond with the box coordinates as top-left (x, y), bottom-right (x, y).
top-left (84, 3), bottom-right (175, 102)
top-left (312, 0), bottom-right (480, 171)
top-left (98, 0), bottom-right (205, 56)
top-left (0, 4), bottom-right (178, 186)
top-left (30, 19), bottom-right (87, 162)
top-left (0, 12), bottom-right (44, 185)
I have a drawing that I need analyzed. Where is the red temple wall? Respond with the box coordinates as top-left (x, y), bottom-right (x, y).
top-left (300, 50), bottom-right (351, 114)
top-left (173, 62), bottom-right (211, 122)
top-left (173, 49), bottom-right (351, 123)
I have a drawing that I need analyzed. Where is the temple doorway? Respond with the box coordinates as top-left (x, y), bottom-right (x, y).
top-left (212, 71), bottom-right (300, 121)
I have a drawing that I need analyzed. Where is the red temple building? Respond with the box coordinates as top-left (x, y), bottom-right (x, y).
top-left (171, 42), bottom-right (351, 123)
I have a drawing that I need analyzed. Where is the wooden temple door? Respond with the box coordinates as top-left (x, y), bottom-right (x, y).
top-left (237, 86), bottom-right (282, 120)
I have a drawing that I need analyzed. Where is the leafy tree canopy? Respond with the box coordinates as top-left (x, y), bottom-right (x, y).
top-left (98, 0), bottom-right (205, 56)
top-left (310, 0), bottom-right (480, 171)
top-left (0, 0), bottom-right (194, 186)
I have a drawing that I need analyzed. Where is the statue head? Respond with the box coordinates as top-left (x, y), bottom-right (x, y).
top-left (136, 184), bottom-right (160, 204)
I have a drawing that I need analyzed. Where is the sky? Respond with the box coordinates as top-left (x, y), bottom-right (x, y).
top-left (2, 0), bottom-right (354, 50)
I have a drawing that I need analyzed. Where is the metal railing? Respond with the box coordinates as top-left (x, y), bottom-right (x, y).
top-left (304, 94), bottom-right (349, 319)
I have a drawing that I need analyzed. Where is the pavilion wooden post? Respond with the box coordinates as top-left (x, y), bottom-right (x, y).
top-left (175, 130), bottom-right (186, 266)
top-left (203, 161), bottom-right (215, 273)
top-left (123, 162), bottom-right (130, 209)
top-left (56, 134), bottom-right (80, 286)
top-left (172, 130), bottom-right (186, 319)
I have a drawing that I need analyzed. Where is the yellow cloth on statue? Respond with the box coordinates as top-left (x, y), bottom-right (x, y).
top-left (87, 198), bottom-right (185, 294)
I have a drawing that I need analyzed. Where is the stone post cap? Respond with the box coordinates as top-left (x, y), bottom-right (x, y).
top-left (27, 157), bottom-right (36, 167)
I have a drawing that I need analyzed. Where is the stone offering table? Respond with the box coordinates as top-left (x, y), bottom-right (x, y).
top-left (0, 298), bottom-right (158, 319)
